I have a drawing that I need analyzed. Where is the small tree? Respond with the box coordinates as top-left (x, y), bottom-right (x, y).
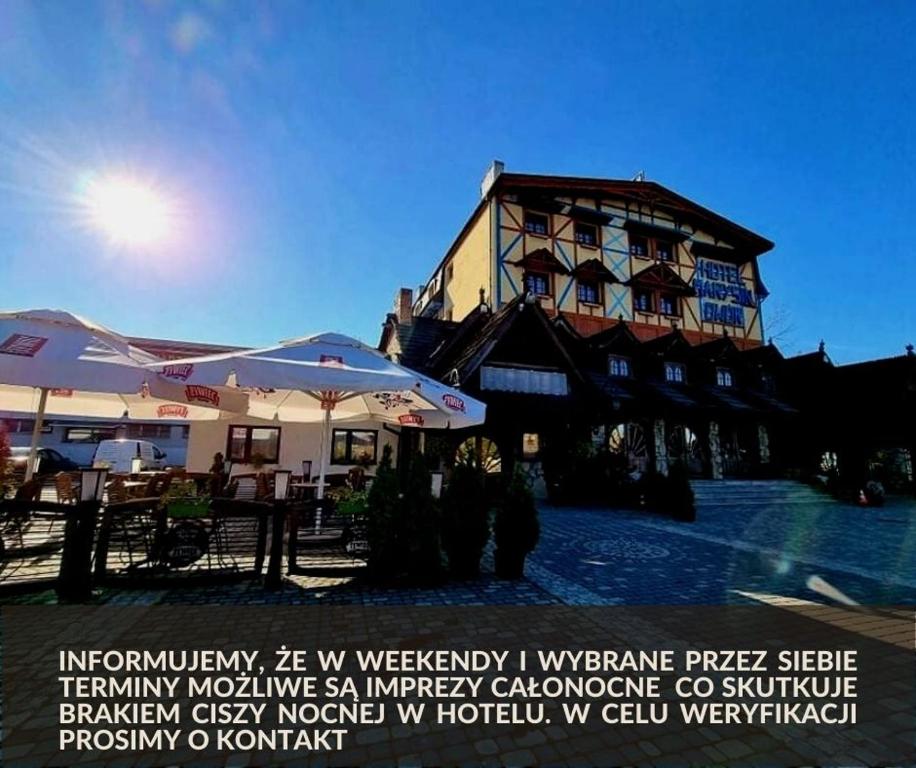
top-left (493, 467), bottom-right (540, 579)
top-left (441, 458), bottom-right (490, 578)
top-left (402, 451), bottom-right (442, 583)
top-left (664, 461), bottom-right (696, 522)
top-left (365, 445), bottom-right (403, 580)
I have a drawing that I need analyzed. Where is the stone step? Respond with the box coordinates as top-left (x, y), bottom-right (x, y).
top-left (689, 479), bottom-right (835, 506)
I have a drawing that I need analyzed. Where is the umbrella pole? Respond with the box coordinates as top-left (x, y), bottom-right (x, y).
top-left (317, 406), bottom-right (331, 500)
top-left (25, 387), bottom-right (49, 482)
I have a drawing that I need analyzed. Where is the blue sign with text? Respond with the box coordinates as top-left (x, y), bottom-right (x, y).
top-left (693, 258), bottom-right (757, 327)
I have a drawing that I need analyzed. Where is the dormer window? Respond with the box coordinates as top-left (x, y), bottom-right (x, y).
top-left (609, 356), bottom-right (631, 378)
top-left (664, 361), bottom-right (686, 383)
top-left (716, 368), bottom-right (734, 387)
top-left (633, 289), bottom-right (653, 313)
top-left (629, 232), bottom-right (678, 263)
top-left (574, 222), bottom-right (598, 247)
top-left (629, 234), bottom-right (649, 257)
top-left (524, 271), bottom-right (551, 297)
top-left (576, 279), bottom-right (600, 305)
top-left (524, 211), bottom-right (549, 236)
top-left (659, 293), bottom-right (679, 317)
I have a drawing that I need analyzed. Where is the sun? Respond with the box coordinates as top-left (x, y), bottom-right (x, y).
top-left (83, 175), bottom-right (175, 247)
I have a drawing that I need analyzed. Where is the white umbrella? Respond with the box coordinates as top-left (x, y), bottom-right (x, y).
top-left (150, 332), bottom-right (486, 497)
top-left (0, 309), bottom-right (247, 479)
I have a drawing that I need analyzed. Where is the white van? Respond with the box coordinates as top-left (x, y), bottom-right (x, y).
top-left (92, 439), bottom-right (168, 473)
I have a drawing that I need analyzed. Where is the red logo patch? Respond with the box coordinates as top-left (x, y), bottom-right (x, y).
top-left (185, 385), bottom-right (220, 407)
top-left (50, 388), bottom-right (73, 397)
top-left (157, 404), bottom-right (189, 419)
top-left (162, 363), bottom-right (193, 380)
top-left (398, 414), bottom-right (424, 426)
top-left (442, 393), bottom-right (465, 413)
top-left (0, 334), bottom-right (48, 357)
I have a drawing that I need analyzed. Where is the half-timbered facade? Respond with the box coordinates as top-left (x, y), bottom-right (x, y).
top-left (412, 162), bottom-right (772, 348)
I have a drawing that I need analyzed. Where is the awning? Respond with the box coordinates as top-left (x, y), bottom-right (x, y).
top-left (507, 247), bottom-right (570, 274)
top-left (625, 263), bottom-right (696, 296)
top-left (573, 258), bottom-right (620, 284)
top-left (623, 220), bottom-right (690, 242)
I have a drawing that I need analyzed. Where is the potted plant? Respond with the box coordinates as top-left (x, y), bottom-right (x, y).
top-left (493, 467), bottom-right (539, 579)
top-left (664, 461), bottom-right (696, 522)
top-left (441, 458), bottom-right (489, 578)
top-left (160, 479), bottom-right (210, 519)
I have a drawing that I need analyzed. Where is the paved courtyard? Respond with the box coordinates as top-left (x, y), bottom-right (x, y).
top-left (3, 480), bottom-right (915, 606)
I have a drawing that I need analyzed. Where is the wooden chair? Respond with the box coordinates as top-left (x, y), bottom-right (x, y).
top-left (107, 477), bottom-right (130, 504)
top-left (14, 478), bottom-right (43, 503)
top-left (144, 473), bottom-right (172, 498)
top-left (55, 472), bottom-right (78, 504)
top-left (256, 473), bottom-right (271, 500)
top-left (347, 466), bottom-right (366, 491)
top-left (233, 477), bottom-right (258, 501)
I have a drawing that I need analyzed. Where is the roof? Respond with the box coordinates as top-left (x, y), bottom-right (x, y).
top-left (625, 263), bottom-right (696, 296)
top-left (494, 172), bottom-right (774, 256)
top-left (383, 316), bottom-right (458, 371)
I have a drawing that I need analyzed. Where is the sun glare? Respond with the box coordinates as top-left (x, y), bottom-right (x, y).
top-left (84, 175), bottom-right (175, 247)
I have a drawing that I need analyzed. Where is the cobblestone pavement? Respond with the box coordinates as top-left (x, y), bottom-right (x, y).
top-left (528, 483), bottom-right (916, 606)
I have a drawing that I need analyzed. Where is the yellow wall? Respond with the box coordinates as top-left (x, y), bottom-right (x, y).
top-left (495, 195), bottom-right (765, 343)
top-left (441, 203), bottom-right (492, 321)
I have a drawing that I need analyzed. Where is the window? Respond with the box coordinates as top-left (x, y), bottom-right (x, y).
top-left (716, 368), bottom-right (734, 387)
top-left (331, 429), bottom-right (378, 465)
top-left (2, 418), bottom-right (51, 434)
top-left (633, 289), bottom-right (653, 313)
top-left (629, 232), bottom-right (678, 262)
top-left (524, 210), bottom-right (549, 236)
top-left (609, 356), bottom-right (631, 378)
top-left (574, 222), bottom-right (598, 246)
top-left (64, 426), bottom-right (116, 443)
top-left (629, 234), bottom-right (649, 257)
top-left (524, 271), bottom-right (551, 296)
top-left (659, 293), bottom-right (679, 316)
top-left (521, 433), bottom-right (540, 460)
top-left (226, 425), bottom-right (281, 464)
top-left (126, 424), bottom-right (172, 439)
top-left (656, 239), bottom-right (674, 262)
top-left (577, 280), bottom-right (600, 304)
top-left (664, 362), bottom-right (686, 383)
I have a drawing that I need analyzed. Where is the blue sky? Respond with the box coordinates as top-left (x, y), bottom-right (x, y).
top-left (0, 1), bottom-right (913, 362)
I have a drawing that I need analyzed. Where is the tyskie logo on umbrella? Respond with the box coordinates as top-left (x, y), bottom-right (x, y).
top-left (157, 404), bottom-right (189, 418)
top-left (373, 392), bottom-right (414, 410)
top-left (442, 393), bottom-right (465, 412)
top-left (185, 385), bottom-right (220, 407)
top-left (162, 363), bottom-right (194, 380)
top-left (398, 413), bottom-right (424, 426)
top-left (0, 333), bottom-right (48, 357)
top-left (50, 388), bottom-right (73, 397)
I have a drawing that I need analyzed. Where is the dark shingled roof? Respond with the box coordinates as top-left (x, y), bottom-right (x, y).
top-left (392, 317), bottom-right (458, 371)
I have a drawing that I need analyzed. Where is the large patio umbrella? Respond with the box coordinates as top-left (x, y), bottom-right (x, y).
top-left (0, 309), bottom-right (247, 479)
top-left (149, 332), bottom-right (486, 497)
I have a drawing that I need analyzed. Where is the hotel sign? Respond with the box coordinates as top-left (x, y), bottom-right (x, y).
top-left (693, 258), bottom-right (757, 327)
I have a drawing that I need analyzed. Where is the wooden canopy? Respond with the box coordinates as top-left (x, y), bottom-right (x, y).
top-left (625, 263), bottom-right (696, 296)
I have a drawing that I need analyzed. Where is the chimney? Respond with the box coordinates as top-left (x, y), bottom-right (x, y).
top-left (480, 159), bottom-right (504, 200)
top-left (394, 287), bottom-right (414, 324)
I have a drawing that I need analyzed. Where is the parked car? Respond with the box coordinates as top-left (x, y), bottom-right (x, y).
top-left (92, 439), bottom-right (167, 473)
top-left (9, 446), bottom-right (80, 475)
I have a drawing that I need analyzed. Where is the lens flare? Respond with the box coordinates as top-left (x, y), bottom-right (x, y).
top-left (83, 175), bottom-right (175, 247)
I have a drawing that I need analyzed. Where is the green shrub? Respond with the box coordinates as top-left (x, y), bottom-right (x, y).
top-left (402, 451), bottom-right (442, 583)
top-left (441, 458), bottom-right (490, 578)
top-left (365, 445), bottom-right (404, 579)
top-left (662, 461), bottom-right (696, 522)
top-left (493, 467), bottom-right (540, 579)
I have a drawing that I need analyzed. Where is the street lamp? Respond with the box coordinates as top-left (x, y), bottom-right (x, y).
top-left (80, 468), bottom-right (109, 502)
top-left (273, 470), bottom-right (291, 501)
